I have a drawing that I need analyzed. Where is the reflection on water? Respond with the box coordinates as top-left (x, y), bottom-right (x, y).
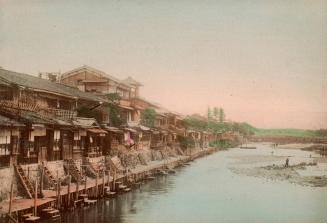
top-left (46, 144), bottom-right (327, 223)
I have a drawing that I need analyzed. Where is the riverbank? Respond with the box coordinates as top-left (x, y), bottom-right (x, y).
top-left (45, 143), bottom-right (327, 223)
top-left (230, 143), bottom-right (327, 187)
top-left (0, 146), bottom-right (219, 222)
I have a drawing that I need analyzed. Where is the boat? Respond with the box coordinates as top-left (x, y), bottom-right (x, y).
top-left (240, 141), bottom-right (256, 149)
top-left (167, 169), bottom-right (176, 174)
top-left (240, 146), bottom-right (256, 149)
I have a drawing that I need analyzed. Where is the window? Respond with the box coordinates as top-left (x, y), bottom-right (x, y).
top-left (0, 144), bottom-right (9, 156)
top-left (53, 130), bottom-right (60, 151)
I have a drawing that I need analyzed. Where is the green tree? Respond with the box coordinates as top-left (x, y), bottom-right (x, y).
top-left (207, 107), bottom-right (212, 120)
top-left (183, 117), bottom-right (207, 131)
top-left (177, 135), bottom-right (195, 150)
top-left (219, 107), bottom-right (225, 123)
top-left (106, 93), bottom-right (123, 127)
top-left (141, 108), bottom-right (156, 127)
top-left (76, 106), bottom-right (102, 123)
top-left (213, 107), bottom-right (219, 120)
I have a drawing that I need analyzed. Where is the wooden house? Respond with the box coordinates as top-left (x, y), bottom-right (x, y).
top-left (59, 65), bottom-right (142, 125)
top-left (0, 115), bottom-right (25, 167)
top-left (0, 68), bottom-right (106, 164)
top-left (72, 117), bottom-right (107, 158)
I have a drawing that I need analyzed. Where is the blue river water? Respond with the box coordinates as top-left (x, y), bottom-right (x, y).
top-left (52, 144), bottom-right (327, 223)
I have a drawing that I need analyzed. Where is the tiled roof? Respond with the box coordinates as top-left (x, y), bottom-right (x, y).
top-left (61, 65), bottom-right (132, 88)
top-left (0, 109), bottom-right (71, 126)
top-left (72, 117), bottom-right (99, 128)
top-left (122, 76), bottom-right (143, 86)
top-left (0, 68), bottom-right (104, 102)
top-left (0, 114), bottom-right (25, 127)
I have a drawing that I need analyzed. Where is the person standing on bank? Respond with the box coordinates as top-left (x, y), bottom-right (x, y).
top-left (285, 157), bottom-right (289, 167)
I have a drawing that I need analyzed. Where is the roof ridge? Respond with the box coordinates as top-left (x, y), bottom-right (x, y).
top-left (61, 65), bottom-right (133, 88)
top-left (0, 68), bottom-right (104, 102)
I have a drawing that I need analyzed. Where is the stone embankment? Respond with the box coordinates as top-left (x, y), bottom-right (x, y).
top-left (0, 146), bottom-right (220, 221)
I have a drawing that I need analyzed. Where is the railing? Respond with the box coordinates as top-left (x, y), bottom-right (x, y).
top-left (127, 120), bottom-right (139, 127)
top-left (119, 99), bottom-right (131, 107)
top-left (0, 99), bottom-right (77, 120)
top-left (46, 108), bottom-right (77, 120)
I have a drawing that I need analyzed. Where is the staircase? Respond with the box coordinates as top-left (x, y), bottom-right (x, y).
top-left (43, 165), bottom-right (57, 189)
top-left (160, 150), bottom-right (169, 159)
top-left (83, 159), bottom-right (98, 178)
top-left (14, 164), bottom-right (35, 199)
top-left (176, 147), bottom-right (185, 156)
top-left (138, 153), bottom-right (148, 165)
top-left (64, 160), bottom-right (85, 183)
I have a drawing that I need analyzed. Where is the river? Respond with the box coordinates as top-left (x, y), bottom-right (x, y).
top-left (48, 143), bottom-right (327, 223)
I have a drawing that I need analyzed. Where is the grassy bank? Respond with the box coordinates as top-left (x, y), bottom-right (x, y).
top-left (254, 128), bottom-right (317, 137)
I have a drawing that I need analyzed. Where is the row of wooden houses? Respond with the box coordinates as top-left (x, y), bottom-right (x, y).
top-left (0, 66), bottom-right (217, 168)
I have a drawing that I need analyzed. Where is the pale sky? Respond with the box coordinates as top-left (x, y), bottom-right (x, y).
top-left (1, 0), bottom-right (326, 129)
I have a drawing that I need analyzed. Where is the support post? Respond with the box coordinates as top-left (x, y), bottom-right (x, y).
top-left (8, 179), bottom-right (14, 215)
top-left (27, 167), bottom-right (30, 180)
top-left (95, 171), bottom-right (99, 198)
top-left (113, 168), bottom-right (116, 191)
top-left (107, 170), bottom-right (110, 188)
top-left (34, 178), bottom-right (38, 216)
top-left (67, 175), bottom-right (71, 207)
top-left (56, 171), bottom-right (60, 209)
top-left (40, 165), bottom-right (44, 195)
top-left (102, 170), bottom-right (105, 196)
top-left (76, 179), bottom-right (79, 203)
top-left (84, 173), bottom-right (87, 195)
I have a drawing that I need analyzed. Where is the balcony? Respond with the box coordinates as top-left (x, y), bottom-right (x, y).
top-left (127, 120), bottom-right (140, 127)
top-left (46, 108), bottom-right (77, 120)
top-left (0, 99), bottom-right (77, 121)
top-left (150, 141), bottom-right (166, 149)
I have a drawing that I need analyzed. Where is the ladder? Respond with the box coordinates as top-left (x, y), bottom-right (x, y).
top-left (43, 165), bottom-right (57, 189)
top-left (83, 159), bottom-right (101, 178)
top-left (14, 164), bottom-right (35, 199)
